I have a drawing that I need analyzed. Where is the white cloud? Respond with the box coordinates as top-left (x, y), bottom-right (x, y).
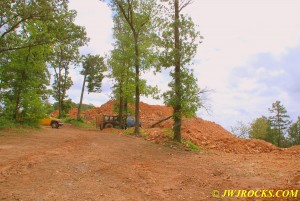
top-left (69, 0), bottom-right (113, 55)
top-left (182, 0), bottom-right (300, 129)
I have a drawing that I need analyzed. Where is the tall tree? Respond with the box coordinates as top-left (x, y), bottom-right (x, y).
top-left (287, 116), bottom-right (300, 146)
top-left (1, 0), bottom-right (72, 105)
top-left (248, 116), bottom-right (277, 144)
top-left (48, 9), bottom-right (88, 117)
top-left (0, 0), bottom-right (89, 124)
top-left (0, 40), bottom-right (50, 122)
top-left (0, 10), bottom-right (53, 122)
top-left (158, 0), bottom-right (202, 142)
top-left (109, 14), bottom-right (135, 127)
top-left (104, 0), bottom-right (158, 134)
top-left (268, 101), bottom-right (291, 147)
top-left (77, 54), bottom-right (106, 120)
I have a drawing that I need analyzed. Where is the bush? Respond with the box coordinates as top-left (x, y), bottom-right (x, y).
top-left (63, 117), bottom-right (92, 128)
top-left (20, 121), bottom-right (40, 128)
top-left (0, 117), bottom-right (15, 129)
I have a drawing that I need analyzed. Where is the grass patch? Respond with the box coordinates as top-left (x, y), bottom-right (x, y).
top-left (163, 139), bottom-right (203, 153)
top-left (0, 126), bottom-right (40, 137)
top-left (183, 140), bottom-right (199, 152)
top-left (63, 118), bottom-right (94, 128)
top-left (123, 127), bottom-right (148, 137)
top-left (0, 117), bottom-right (41, 136)
top-left (163, 128), bottom-right (174, 139)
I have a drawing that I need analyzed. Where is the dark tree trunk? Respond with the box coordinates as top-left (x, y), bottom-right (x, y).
top-left (13, 89), bottom-right (21, 120)
top-left (173, 0), bottom-right (182, 142)
top-left (77, 73), bottom-right (87, 121)
top-left (133, 32), bottom-right (140, 135)
top-left (58, 47), bottom-right (63, 118)
top-left (124, 98), bottom-right (128, 115)
top-left (277, 112), bottom-right (281, 147)
top-left (118, 81), bottom-right (124, 128)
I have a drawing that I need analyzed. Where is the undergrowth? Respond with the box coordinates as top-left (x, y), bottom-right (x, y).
top-left (63, 117), bottom-right (94, 128)
top-left (183, 140), bottom-right (199, 152)
top-left (123, 127), bottom-right (148, 137)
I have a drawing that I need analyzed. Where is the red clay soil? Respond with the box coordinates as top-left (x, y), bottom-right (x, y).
top-left (0, 126), bottom-right (299, 200)
top-left (54, 101), bottom-right (297, 154)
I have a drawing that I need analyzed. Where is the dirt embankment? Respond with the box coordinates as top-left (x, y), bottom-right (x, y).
top-left (53, 101), bottom-right (300, 154)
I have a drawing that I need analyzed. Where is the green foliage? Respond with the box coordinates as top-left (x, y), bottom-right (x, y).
top-left (0, 42), bottom-right (50, 122)
top-left (163, 68), bottom-right (203, 118)
top-left (156, 0), bottom-right (203, 142)
top-left (0, 0), bottom-right (88, 126)
top-left (157, 15), bottom-right (201, 69)
top-left (247, 101), bottom-right (300, 148)
top-left (44, 101), bottom-right (55, 115)
top-left (48, 5), bottom-right (89, 118)
top-left (107, 0), bottom-right (160, 134)
top-left (0, 0), bottom-right (69, 53)
top-left (77, 54), bottom-right (106, 120)
top-left (249, 117), bottom-right (269, 140)
top-left (0, 117), bottom-right (15, 129)
top-left (63, 117), bottom-right (93, 128)
top-left (124, 127), bottom-right (148, 137)
top-left (183, 140), bottom-right (199, 152)
top-left (248, 116), bottom-right (277, 144)
top-left (287, 116), bottom-right (300, 146)
top-left (268, 100), bottom-right (291, 147)
top-left (163, 128), bottom-right (174, 139)
top-left (81, 54), bottom-right (107, 93)
top-left (80, 103), bottom-right (95, 111)
top-left (53, 101), bottom-right (94, 112)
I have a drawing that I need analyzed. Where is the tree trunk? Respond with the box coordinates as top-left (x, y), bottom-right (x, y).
top-left (173, 0), bottom-right (182, 142)
top-left (118, 80), bottom-right (124, 128)
top-left (77, 73), bottom-right (87, 121)
top-left (13, 89), bottom-right (21, 120)
top-left (277, 111), bottom-right (281, 147)
top-left (14, 47), bottom-right (30, 121)
top-left (133, 32), bottom-right (140, 135)
top-left (61, 65), bottom-right (69, 117)
top-left (58, 47), bottom-right (63, 118)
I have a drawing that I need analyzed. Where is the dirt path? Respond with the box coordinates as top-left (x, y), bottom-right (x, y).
top-left (0, 125), bottom-right (299, 200)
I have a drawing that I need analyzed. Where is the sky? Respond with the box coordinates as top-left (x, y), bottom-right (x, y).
top-left (67, 0), bottom-right (300, 131)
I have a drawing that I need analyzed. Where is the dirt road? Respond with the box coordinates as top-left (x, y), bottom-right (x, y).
top-left (0, 125), bottom-right (299, 200)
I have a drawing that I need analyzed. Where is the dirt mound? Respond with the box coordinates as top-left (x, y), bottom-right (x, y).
top-left (283, 145), bottom-right (300, 155)
top-left (51, 100), bottom-right (117, 122)
top-left (145, 117), bottom-right (279, 154)
top-left (55, 100), bottom-right (281, 154)
top-left (140, 102), bottom-right (173, 128)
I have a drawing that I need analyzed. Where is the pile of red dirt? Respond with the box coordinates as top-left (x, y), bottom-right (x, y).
top-left (145, 117), bottom-right (279, 154)
top-left (54, 100), bottom-right (281, 154)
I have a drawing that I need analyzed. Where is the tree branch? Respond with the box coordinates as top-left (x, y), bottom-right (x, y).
top-left (179, 0), bottom-right (193, 13)
top-left (116, 1), bottom-right (136, 34)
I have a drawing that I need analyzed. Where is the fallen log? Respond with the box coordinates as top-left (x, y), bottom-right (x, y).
top-left (150, 115), bottom-right (173, 128)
